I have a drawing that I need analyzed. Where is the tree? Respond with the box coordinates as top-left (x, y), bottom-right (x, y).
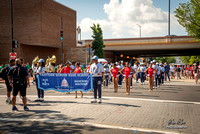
top-left (174, 0), bottom-right (200, 41)
top-left (90, 24), bottom-right (105, 58)
top-left (153, 57), bottom-right (176, 64)
top-left (180, 56), bottom-right (200, 64)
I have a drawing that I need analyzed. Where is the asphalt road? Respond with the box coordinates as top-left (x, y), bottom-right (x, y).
top-left (0, 78), bottom-right (199, 134)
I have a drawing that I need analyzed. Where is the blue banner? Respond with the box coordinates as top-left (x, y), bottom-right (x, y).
top-left (37, 73), bottom-right (93, 92)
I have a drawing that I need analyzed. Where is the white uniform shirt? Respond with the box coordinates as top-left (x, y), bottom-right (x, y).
top-left (89, 63), bottom-right (104, 77)
top-left (170, 66), bottom-right (175, 72)
top-left (36, 66), bottom-right (46, 73)
top-left (157, 66), bottom-right (161, 75)
top-left (139, 66), bottom-right (146, 72)
top-left (152, 64), bottom-right (158, 74)
top-left (104, 68), bottom-right (109, 76)
top-left (134, 65), bottom-right (138, 72)
top-left (160, 67), bottom-right (165, 73)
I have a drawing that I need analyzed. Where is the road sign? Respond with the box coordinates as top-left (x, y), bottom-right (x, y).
top-left (9, 52), bottom-right (17, 60)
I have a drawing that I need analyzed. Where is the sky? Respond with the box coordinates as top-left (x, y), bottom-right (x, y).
top-left (55, 0), bottom-right (190, 39)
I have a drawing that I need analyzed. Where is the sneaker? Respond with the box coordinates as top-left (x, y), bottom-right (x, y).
top-left (6, 99), bottom-right (12, 104)
top-left (130, 86), bottom-right (133, 89)
top-left (91, 99), bottom-right (97, 103)
top-left (98, 98), bottom-right (102, 104)
top-left (153, 86), bottom-right (155, 89)
top-left (12, 106), bottom-right (18, 112)
top-left (35, 98), bottom-right (41, 102)
top-left (40, 98), bottom-right (44, 102)
top-left (155, 86), bottom-right (157, 89)
top-left (24, 106), bottom-right (29, 111)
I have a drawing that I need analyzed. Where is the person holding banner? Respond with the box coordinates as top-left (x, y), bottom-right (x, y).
top-left (90, 56), bottom-right (104, 103)
top-left (110, 63), bottom-right (119, 93)
top-left (120, 62), bottom-right (135, 95)
top-left (35, 59), bottom-right (47, 102)
top-left (74, 62), bottom-right (84, 98)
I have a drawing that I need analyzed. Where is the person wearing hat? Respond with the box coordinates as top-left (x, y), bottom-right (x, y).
top-left (0, 59), bottom-right (15, 104)
top-left (35, 59), bottom-right (47, 102)
top-left (152, 60), bottom-right (159, 89)
top-left (89, 56), bottom-right (104, 103)
top-left (139, 63), bottom-right (146, 85)
top-left (160, 63), bottom-right (165, 85)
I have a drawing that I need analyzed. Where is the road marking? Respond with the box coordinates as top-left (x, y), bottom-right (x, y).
top-left (0, 95), bottom-right (199, 105)
top-left (0, 118), bottom-right (180, 134)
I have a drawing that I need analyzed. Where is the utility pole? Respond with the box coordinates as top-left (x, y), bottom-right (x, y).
top-left (168, 0), bottom-right (170, 37)
top-left (89, 43), bottom-right (91, 63)
top-left (61, 17), bottom-right (64, 64)
top-left (11, 0), bottom-right (14, 52)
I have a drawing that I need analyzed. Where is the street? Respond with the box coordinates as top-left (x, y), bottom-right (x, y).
top-left (0, 79), bottom-right (200, 134)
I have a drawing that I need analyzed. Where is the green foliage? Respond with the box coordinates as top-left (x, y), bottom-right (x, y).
top-left (174, 0), bottom-right (200, 41)
top-left (90, 24), bottom-right (105, 58)
top-left (180, 56), bottom-right (200, 64)
top-left (153, 57), bottom-right (176, 64)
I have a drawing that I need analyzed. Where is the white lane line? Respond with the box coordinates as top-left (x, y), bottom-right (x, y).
top-left (0, 118), bottom-right (180, 134)
top-left (0, 95), bottom-right (199, 105)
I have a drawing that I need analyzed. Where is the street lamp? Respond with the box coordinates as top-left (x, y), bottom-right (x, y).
top-left (77, 26), bottom-right (81, 42)
top-left (137, 24), bottom-right (141, 38)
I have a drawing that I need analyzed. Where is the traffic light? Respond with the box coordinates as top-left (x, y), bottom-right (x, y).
top-left (60, 30), bottom-right (63, 41)
top-left (12, 40), bottom-right (18, 48)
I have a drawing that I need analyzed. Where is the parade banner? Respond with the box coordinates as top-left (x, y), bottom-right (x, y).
top-left (37, 73), bottom-right (93, 92)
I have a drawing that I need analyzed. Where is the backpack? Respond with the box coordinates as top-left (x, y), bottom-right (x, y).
top-left (12, 66), bottom-right (26, 85)
top-left (0, 66), bottom-right (9, 80)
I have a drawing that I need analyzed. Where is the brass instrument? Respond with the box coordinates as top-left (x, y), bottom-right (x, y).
top-left (45, 55), bottom-right (56, 72)
top-left (32, 56), bottom-right (39, 64)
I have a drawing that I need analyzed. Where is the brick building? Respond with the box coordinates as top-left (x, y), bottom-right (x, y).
top-left (0, 0), bottom-right (86, 64)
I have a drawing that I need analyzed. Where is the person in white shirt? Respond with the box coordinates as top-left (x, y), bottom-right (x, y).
top-left (117, 61), bottom-right (124, 86)
top-left (35, 59), bottom-right (47, 102)
top-left (89, 56), bottom-right (104, 103)
top-left (103, 64), bottom-right (109, 88)
top-left (139, 63), bottom-right (146, 85)
top-left (170, 64), bottom-right (175, 79)
top-left (152, 60), bottom-right (159, 88)
top-left (134, 63), bottom-right (139, 83)
top-left (155, 62), bottom-right (161, 88)
top-left (160, 63), bottom-right (165, 85)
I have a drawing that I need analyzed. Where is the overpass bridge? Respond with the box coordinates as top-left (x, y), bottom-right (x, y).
top-left (82, 36), bottom-right (200, 62)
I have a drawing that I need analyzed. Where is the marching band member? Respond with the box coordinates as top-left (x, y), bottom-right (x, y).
top-left (35, 59), bottom-right (47, 102)
top-left (120, 62), bottom-right (135, 95)
top-left (110, 63), bottom-right (119, 92)
top-left (145, 63), bottom-right (156, 91)
top-left (90, 56), bottom-right (104, 103)
top-left (74, 62), bottom-right (84, 98)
